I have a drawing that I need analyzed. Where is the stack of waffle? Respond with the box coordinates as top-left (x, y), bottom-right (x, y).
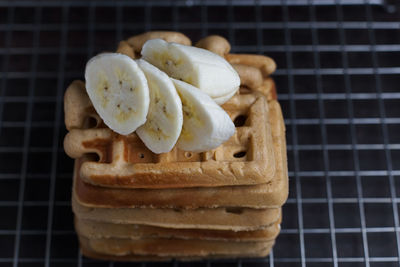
top-left (63, 33), bottom-right (288, 261)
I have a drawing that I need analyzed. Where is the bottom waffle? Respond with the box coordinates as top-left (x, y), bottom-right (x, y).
top-left (79, 235), bottom-right (275, 259)
top-left (72, 195), bottom-right (281, 231)
top-left (75, 217), bottom-right (281, 242)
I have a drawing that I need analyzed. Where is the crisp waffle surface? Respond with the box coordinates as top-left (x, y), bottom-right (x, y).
top-left (79, 236), bottom-right (275, 260)
top-left (75, 218), bottom-right (281, 242)
top-left (79, 235), bottom-right (275, 258)
top-left (64, 81), bottom-right (276, 189)
top-left (72, 97), bottom-right (287, 209)
top-left (72, 195), bottom-right (281, 231)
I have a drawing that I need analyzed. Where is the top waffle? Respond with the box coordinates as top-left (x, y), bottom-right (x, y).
top-left (63, 32), bottom-right (279, 189)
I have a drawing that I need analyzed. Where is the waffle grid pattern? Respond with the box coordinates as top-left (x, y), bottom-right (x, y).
top-left (0, 0), bottom-right (399, 266)
top-left (64, 85), bottom-right (276, 190)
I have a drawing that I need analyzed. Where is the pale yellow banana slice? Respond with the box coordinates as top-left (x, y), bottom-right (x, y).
top-left (84, 53), bottom-right (149, 135)
top-left (142, 39), bottom-right (240, 103)
top-left (136, 60), bottom-right (183, 154)
top-left (171, 79), bottom-right (235, 152)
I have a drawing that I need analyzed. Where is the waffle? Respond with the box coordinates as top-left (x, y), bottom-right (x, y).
top-left (64, 31), bottom-right (287, 261)
top-left (64, 79), bottom-right (276, 189)
top-left (72, 99), bottom-right (287, 209)
top-left (79, 237), bottom-right (274, 261)
top-left (75, 217), bottom-right (281, 242)
top-left (79, 235), bottom-right (274, 258)
top-left (73, 194), bottom-right (281, 231)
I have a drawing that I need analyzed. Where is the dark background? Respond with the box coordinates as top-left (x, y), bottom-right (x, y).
top-left (0, 0), bottom-right (400, 266)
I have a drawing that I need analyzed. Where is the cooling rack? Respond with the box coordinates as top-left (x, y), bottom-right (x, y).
top-left (0, 0), bottom-right (399, 266)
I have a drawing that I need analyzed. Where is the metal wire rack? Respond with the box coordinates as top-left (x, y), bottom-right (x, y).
top-left (0, 0), bottom-right (399, 266)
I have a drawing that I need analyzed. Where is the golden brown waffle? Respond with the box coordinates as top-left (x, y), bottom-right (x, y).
top-left (64, 80), bottom-right (276, 189)
top-left (72, 195), bottom-right (281, 231)
top-left (75, 217), bottom-right (281, 242)
top-left (72, 99), bottom-right (287, 209)
top-left (80, 246), bottom-right (273, 261)
top-left (78, 235), bottom-right (274, 258)
top-left (65, 31), bottom-right (286, 261)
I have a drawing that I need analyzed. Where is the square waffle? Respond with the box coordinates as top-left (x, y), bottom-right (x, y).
top-left (72, 99), bottom-right (287, 209)
top-left (72, 194), bottom-right (281, 231)
top-left (75, 217), bottom-right (281, 242)
top-left (64, 79), bottom-right (276, 189)
top-left (79, 235), bottom-right (275, 260)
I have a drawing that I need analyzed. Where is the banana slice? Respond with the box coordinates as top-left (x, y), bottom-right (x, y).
top-left (136, 59), bottom-right (183, 154)
top-left (142, 39), bottom-right (240, 102)
top-left (171, 79), bottom-right (235, 152)
top-left (85, 53), bottom-right (149, 135)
